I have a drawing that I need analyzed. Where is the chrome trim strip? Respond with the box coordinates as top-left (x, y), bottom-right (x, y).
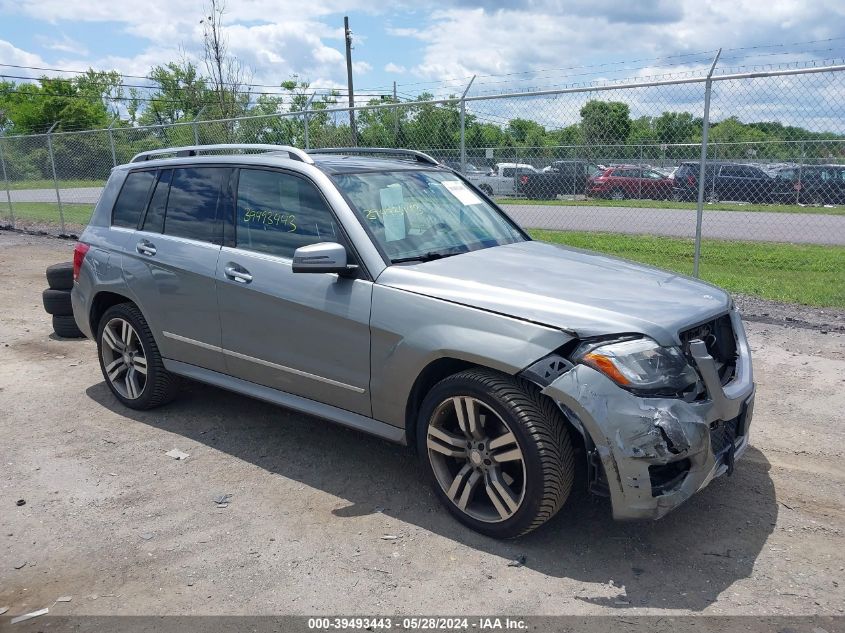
top-left (161, 331), bottom-right (365, 394)
top-left (163, 331), bottom-right (222, 352)
top-left (222, 348), bottom-right (366, 393)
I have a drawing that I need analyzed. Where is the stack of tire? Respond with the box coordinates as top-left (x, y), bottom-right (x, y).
top-left (43, 262), bottom-right (84, 338)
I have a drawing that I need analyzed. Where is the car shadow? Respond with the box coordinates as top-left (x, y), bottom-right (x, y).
top-left (86, 379), bottom-right (777, 611)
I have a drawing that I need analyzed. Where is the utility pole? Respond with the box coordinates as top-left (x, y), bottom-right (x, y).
top-left (344, 16), bottom-right (358, 145)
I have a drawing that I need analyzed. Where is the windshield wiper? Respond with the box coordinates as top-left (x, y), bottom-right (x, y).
top-left (391, 250), bottom-right (463, 264)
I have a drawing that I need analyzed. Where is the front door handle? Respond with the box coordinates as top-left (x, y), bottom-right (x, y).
top-left (136, 240), bottom-right (156, 256)
top-left (224, 264), bottom-right (253, 284)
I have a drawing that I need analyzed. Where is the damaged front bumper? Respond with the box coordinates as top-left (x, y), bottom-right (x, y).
top-left (541, 310), bottom-right (755, 520)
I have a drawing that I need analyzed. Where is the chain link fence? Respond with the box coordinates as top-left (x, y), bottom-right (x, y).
top-left (1, 64), bottom-right (843, 305)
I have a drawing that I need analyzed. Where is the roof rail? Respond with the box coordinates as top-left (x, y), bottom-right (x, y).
top-left (307, 147), bottom-right (440, 166)
top-left (130, 144), bottom-right (314, 164)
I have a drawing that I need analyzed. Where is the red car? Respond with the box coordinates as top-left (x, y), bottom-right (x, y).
top-left (586, 166), bottom-right (674, 200)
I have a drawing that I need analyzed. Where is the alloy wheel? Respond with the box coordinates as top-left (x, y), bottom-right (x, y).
top-left (100, 317), bottom-right (147, 400)
top-left (426, 396), bottom-right (526, 523)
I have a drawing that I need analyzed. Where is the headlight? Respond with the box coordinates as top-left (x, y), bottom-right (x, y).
top-left (575, 337), bottom-right (699, 393)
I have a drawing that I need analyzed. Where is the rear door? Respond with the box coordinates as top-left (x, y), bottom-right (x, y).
top-left (716, 164), bottom-right (741, 200)
top-left (121, 165), bottom-right (231, 372)
top-left (215, 167), bottom-right (372, 416)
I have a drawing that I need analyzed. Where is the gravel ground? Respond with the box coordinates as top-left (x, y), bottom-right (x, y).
top-left (1, 231), bottom-right (843, 618)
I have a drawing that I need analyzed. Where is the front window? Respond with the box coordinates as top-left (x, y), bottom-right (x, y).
top-left (332, 170), bottom-right (525, 263)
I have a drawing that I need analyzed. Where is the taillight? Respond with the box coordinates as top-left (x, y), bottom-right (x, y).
top-left (73, 243), bottom-right (90, 281)
top-left (519, 175), bottom-right (529, 184)
top-left (687, 174), bottom-right (696, 186)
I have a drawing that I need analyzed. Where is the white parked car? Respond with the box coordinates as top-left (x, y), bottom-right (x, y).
top-left (467, 162), bottom-right (537, 197)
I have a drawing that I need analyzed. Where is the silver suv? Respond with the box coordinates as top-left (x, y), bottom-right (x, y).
top-left (71, 144), bottom-right (755, 538)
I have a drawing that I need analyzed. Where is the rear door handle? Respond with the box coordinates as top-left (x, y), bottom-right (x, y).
top-left (136, 240), bottom-right (156, 256)
top-left (224, 264), bottom-right (253, 284)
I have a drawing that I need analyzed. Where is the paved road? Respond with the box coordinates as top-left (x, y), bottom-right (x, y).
top-left (503, 204), bottom-right (845, 246)
top-left (8, 186), bottom-right (103, 204)
top-left (7, 186), bottom-right (844, 245)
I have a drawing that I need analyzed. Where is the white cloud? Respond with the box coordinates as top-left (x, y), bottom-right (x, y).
top-left (35, 34), bottom-right (89, 56)
top-left (0, 39), bottom-right (48, 80)
top-left (384, 62), bottom-right (406, 73)
top-left (1, 0), bottom-right (377, 88)
top-left (400, 1), bottom-right (845, 88)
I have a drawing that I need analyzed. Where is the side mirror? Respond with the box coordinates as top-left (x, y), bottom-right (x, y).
top-left (292, 242), bottom-right (355, 275)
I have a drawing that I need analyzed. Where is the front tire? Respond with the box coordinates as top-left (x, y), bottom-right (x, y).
top-left (96, 303), bottom-right (178, 410)
top-left (417, 369), bottom-right (574, 538)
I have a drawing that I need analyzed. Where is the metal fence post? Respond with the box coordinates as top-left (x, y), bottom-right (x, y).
top-left (108, 117), bottom-right (118, 167)
top-left (693, 48), bottom-right (721, 279)
top-left (460, 76), bottom-right (476, 173)
top-left (0, 135), bottom-right (14, 227)
top-left (46, 122), bottom-right (66, 235)
top-left (393, 82), bottom-right (399, 147)
top-left (638, 144), bottom-right (643, 198)
top-left (303, 92), bottom-right (316, 150)
top-left (192, 106), bottom-right (206, 145)
top-left (796, 139), bottom-right (805, 205)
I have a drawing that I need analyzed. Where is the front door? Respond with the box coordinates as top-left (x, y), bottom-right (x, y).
top-left (215, 167), bottom-right (372, 416)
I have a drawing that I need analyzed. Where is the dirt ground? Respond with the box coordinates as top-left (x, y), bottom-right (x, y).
top-left (1, 231), bottom-right (843, 617)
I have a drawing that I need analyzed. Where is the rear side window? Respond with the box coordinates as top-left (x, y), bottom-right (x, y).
top-left (141, 170), bottom-right (172, 233)
top-left (112, 170), bottom-right (155, 228)
top-left (163, 167), bottom-right (228, 243)
top-left (235, 169), bottom-right (341, 259)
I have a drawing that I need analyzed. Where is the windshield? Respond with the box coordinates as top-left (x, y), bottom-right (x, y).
top-left (332, 170), bottom-right (526, 263)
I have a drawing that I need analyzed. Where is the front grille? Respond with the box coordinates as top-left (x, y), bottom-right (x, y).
top-left (710, 416), bottom-right (741, 456)
top-left (680, 313), bottom-right (738, 385)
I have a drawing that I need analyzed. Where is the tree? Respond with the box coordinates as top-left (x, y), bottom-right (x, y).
top-left (506, 118), bottom-right (547, 147)
top-left (200, 0), bottom-right (250, 123)
top-left (0, 72), bottom-right (119, 134)
top-left (579, 100), bottom-right (631, 148)
top-left (653, 111), bottom-right (699, 144)
top-left (139, 61), bottom-right (210, 126)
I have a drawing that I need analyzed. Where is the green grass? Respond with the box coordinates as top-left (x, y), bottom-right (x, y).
top-left (6, 179), bottom-right (105, 190)
top-left (5, 202), bottom-right (94, 225)
top-left (500, 197), bottom-right (845, 216)
top-left (529, 229), bottom-right (845, 308)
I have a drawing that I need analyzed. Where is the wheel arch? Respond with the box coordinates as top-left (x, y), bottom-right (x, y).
top-left (89, 290), bottom-right (136, 335)
top-left (404, 357), bottom-right (478, 449)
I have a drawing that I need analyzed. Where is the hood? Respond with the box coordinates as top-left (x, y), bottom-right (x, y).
top-left (375, 240), bottom-right (730, 345)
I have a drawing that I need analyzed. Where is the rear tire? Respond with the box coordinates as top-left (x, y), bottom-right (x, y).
top-left (96, 303), bottom-right (179, 410)
top-left (46, 262), bottom-right (74, 290)
top-left (478, 184), bottom-right (494, 197)
top-left (417, 368), bottom-right (574, 538)
top-left (42, 288), bottom-right (73, 316)
top-left (52, 314), bottom-right (84, 338)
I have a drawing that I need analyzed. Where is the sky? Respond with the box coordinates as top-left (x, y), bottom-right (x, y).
top-left (1, 0), bottom-right (844, 126)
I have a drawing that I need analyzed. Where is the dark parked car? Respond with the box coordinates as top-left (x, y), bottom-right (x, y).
top-left (673, 162), bottom-right (775, 203)
top-left (586, 166), bottom-right (674, 200)
top-left (516, 160), bottom-right (600, 199)
top-left (771, 164), bottom-right (845, 205)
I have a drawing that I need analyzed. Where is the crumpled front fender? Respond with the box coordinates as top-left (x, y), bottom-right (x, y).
top-left (541, 312), bottom-right (755, 520)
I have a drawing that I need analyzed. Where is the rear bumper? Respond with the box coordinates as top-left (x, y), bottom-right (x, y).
top-left (541, 310), bottom-right (755, 520)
